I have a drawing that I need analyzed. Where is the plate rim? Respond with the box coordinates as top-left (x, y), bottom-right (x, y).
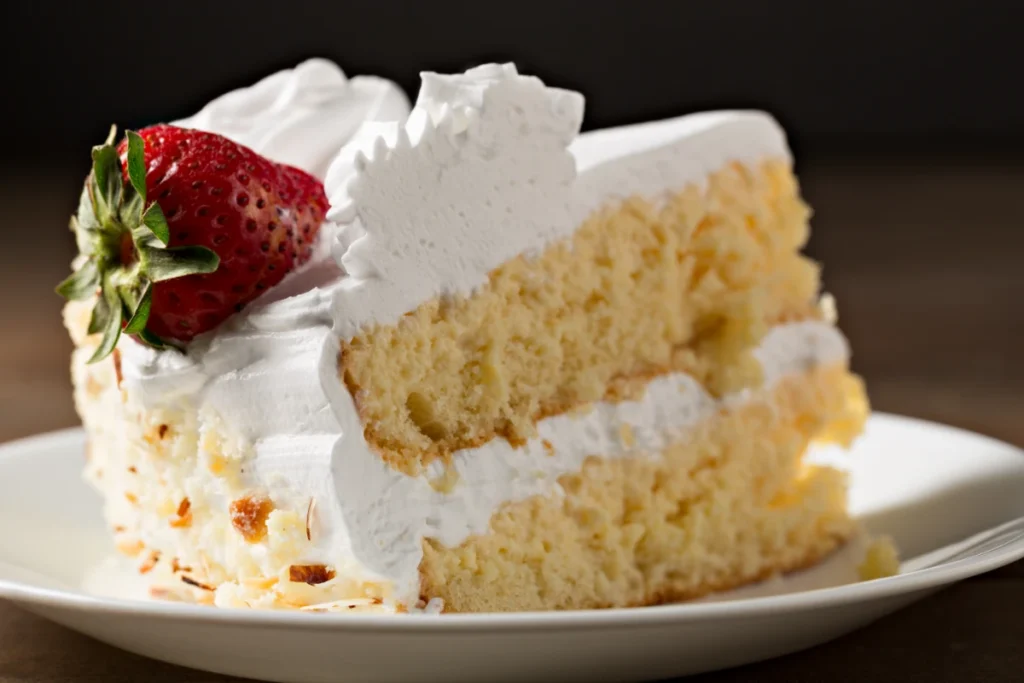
top-left (1, 413), bottom-right (1023, 633)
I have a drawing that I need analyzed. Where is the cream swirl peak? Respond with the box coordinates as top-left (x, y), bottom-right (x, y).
top-left (176, 58), bottom-right (410, 179)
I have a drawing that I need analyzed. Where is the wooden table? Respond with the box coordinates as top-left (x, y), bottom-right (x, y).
top-left (1, 159), bottom-right (1021, 682)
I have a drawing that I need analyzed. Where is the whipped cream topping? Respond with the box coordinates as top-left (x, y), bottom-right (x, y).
top-left (175, 58), bottom-right (409, 180)
top-left (325, 63), bottom-right (788, 338)
top-left (116, 61), bottom-right (817, 606)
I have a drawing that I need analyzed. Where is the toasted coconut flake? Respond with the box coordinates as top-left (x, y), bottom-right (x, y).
top-left (112, 348), bottom-right (123, 387)
top-left (299, 597), bottom-right (390, 613)
top-left (198, 551), bottom-right (213, 580)
top-left (181, 575), bottom-right (215, 591)
top-left (230, 494), bottom-right (275, 542)
top-left (171, 558), bottom-right (192, 574)
top-left (124, 492), bottom-right (138, 505)
top-left (170, 497), bottom-right (193, 528)
top-left (288, 564), bottom-right (336, 585)
top-left (305, 497), bottom-right (316, 541)
top-left (541, 439), bottom-right (555, 457)
top-left (113, 524), bottom-right (127, 533)
top-left (127, 465), bottom-right (137, 474)
top-left (158, 424), bottom-right (169, 439)
top-left (138, 550), bottom-right (161, 575)
top-left (243, 576), bottom-right (278, 590)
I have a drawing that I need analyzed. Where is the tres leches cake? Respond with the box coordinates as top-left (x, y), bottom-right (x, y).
top-left (59, 58), bottom-right (877, 614)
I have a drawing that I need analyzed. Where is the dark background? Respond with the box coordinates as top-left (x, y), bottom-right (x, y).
top-left (4, 0), bottom-right (1024, 164)
top-left (1, 2), bottom-right (1023, 681)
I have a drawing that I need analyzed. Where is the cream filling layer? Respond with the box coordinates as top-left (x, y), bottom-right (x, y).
top-left (327, 320), bottom-right (849, 602)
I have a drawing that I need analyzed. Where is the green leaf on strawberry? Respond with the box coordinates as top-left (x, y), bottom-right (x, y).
top-left (55, 258), bottom-right (100, 301)
top-left (125, 130), bottom-right (147, 199)
top-left (122, 285), bottom-right (153, 335)
top-left (141, 203), bottom-right (170, 245)
top-left (88, 273), bottom-right (125, 364)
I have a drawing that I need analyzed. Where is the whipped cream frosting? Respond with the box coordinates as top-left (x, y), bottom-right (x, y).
top-left (175, 58), bottom-right (409, 180)
top-left (117, 61), bottom-right (821, 605)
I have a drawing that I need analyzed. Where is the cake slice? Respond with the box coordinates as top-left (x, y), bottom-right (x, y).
top-left (61, 61), bottom-right (869, 613)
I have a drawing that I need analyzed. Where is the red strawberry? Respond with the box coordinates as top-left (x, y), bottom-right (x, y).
top-left (56, 124), bottom-right (329, 362)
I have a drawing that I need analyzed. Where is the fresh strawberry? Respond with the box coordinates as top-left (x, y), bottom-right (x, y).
top-left (56, 125), bottom-right (329, 362)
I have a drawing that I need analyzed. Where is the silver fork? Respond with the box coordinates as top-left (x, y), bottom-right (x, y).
top-left (900, 515), bottom-right (1024, 573)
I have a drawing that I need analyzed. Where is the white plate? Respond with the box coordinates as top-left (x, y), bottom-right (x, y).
top-left (1, 414), bottom-right (1023, 683)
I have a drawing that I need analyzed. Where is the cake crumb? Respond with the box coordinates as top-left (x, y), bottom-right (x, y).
top-left (116, 539), bottom-right (144, 557)
top-left (85, 375), bottom-right (104, 398)
top-left (858, 536), bottom-right (900, 581)
top-left (230, 494), bottom-right (275, 542)
top-left (207, 454), bottom-right (227, 475)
